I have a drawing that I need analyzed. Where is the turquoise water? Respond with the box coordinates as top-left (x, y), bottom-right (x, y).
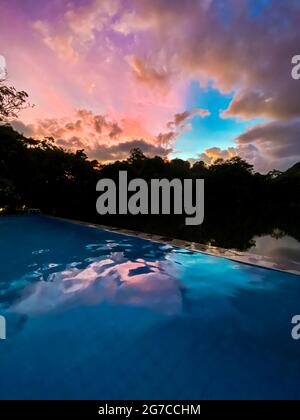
top-left (0, 215), bottom-right (299, 399)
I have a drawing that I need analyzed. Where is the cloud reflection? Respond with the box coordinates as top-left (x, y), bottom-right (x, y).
top-left (11, 252), bottom-right (183, 316)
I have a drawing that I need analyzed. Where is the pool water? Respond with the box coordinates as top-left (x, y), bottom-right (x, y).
top-left (0, 215), bottom-right (299, 399)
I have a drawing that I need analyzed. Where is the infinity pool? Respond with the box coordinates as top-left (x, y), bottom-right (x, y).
top-left (0, 215), bottom-right (299, 399)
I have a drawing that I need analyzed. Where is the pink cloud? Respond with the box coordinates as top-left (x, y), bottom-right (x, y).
top-left (0, 0), bottom-right (184, 151)
top-left (12, 108), bottom-right (190, 162)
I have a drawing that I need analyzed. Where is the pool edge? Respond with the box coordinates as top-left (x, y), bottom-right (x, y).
top-left (44, 215), bottom-right (300, 277)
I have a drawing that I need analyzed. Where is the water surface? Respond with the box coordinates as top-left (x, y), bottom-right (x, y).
top-left (0, 215), bottom-right (299, 399)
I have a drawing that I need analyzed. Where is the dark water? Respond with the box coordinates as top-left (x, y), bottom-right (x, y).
top-left (0, 215), bottom-right (300, 399)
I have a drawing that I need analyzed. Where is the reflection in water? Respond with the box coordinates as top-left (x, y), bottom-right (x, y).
top-left (0, 215), bottom-right (172, 311)
top-left (11, 256), bottom-right (183, 316)
top-left (8, 234), bottom-right (293, 318)
top-left (2, 216), bottom-right (294, 318)
top-left (1, 215), bottom-right (299, 319)
top-left (248, 234), bottom-right (300, 272)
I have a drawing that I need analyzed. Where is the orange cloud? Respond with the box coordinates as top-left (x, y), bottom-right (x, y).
top-left (126, 55), bottom-right (171, 91)
top-left (197, 147), bottom-right (238, 165)
top-left (12, 108), bottom-right (193, 162)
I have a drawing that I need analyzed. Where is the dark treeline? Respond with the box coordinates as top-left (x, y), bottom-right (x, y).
top-left (1, 123), bottom-right (300, 251)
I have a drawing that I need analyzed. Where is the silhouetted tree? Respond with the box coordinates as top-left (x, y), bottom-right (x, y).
top-left (127, 147), bottom-right (146, 164)
top-left (0, 76), bottom-right (29, 121)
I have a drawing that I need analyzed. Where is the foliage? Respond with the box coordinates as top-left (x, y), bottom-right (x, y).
top-left (0, 81), bottom-right (29, 121)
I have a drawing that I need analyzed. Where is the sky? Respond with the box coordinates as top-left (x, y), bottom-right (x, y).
top-left (0, 0), bottom-right (300, 172)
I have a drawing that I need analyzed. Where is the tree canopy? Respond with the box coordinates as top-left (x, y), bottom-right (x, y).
top-left (0, 76), bottom-right (29, 121)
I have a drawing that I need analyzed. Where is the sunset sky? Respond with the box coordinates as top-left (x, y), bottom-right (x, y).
top-left (1, 0), bottom-right (300, 172)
